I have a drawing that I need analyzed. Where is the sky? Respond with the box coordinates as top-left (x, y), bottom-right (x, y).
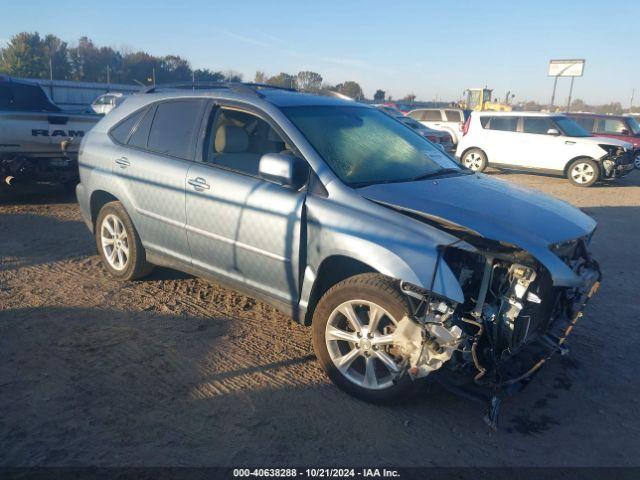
top-left (1, 0), bottom-right (638, 105)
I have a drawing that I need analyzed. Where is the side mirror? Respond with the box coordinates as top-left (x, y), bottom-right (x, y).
top-left (547, 128), bottom-right (560, 135)
top-left (259, 152), bottom-right (307, 188)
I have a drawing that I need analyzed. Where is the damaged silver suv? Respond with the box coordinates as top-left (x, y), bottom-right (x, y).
top-left (76, 83), bottom-right (601, 426)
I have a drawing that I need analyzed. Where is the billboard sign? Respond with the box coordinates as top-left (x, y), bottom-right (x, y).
top-left (548, 59), bottom-right (585, 77)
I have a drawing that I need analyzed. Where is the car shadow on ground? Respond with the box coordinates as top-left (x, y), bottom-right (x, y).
top-left (0, 213), bottom-right (94, 271)
top-left (483, 167), bottom-right (640, 188)
top-left (0, 183), bottom-right (77, 206)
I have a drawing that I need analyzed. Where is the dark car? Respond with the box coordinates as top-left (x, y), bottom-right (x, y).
top-left (566, 113), bottom-right (640, 168)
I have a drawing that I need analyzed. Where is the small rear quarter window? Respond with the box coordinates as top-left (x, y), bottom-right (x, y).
top-left (110, 109), bottom-right (145, 144)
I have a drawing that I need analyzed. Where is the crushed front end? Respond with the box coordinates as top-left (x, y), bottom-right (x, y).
top-left (599, 144), bottom-right (635, 179)
top-left (392, 235), bottom-right (601, 428)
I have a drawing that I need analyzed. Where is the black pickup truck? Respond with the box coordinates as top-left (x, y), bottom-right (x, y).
top-left (0, 76), bottom-right (100, 190)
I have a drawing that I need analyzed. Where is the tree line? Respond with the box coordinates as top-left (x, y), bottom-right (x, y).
top-left (0, 32), bottom-right (370, 100)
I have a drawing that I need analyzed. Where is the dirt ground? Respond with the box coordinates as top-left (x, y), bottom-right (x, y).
top-left (1, 170), bottom-right (639, 467)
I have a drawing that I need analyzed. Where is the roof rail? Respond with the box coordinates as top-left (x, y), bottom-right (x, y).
top-left (141, 82), bottom-right (297, 98)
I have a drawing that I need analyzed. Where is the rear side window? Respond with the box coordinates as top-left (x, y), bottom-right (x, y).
top-left (110, 109), bottom-right (145, 144)
top-left (422, 110), bottom-right (443, 121)
top-left (128, 107), bottom-right (155, 149)
top-left (572, 117), bottom-right (595, 132)
top-left (147, 100), bottom-right (206, 159)
top-left (596, 118), bottom-right (628, 135)
top-left (522, 117), bottom-right (556, 134)
top-left (407, 110), bottom-right (425, 121)
top-left (445, 110), bottom-right (462, 122)
top-left (485, 116), bottom-right (518, 132)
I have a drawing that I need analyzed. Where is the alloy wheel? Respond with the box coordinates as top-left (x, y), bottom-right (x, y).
top-left (100, 214), bottom-right (129, 271)
top-left (570, 162), bottom-right (596, 185)
top-left (325, 300), bottom-right (402, 390)
top-left (463, 152), bottom-right (483, 171)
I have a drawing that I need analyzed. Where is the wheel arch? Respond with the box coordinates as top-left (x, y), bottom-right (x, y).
top-left (302, 255), bottom-right (378, 326)
top-left (89, 190), bottom-right (121, 229)
top-left (563, 155), bottom-right (600, 176)
top-left (460, 146), bottom-right (487, 162)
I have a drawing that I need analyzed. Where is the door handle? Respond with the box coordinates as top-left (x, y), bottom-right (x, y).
top-left (115, 156), bottom-right (130, 168)
top-left (188, 177), bottom-right (210, 191)
top-left (565, 141), bottom-right (576, 145)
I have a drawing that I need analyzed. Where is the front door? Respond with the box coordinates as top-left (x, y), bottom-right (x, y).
top-left (186, 105), bottom-right (306, 303)
top-left (517, 117), bottom-right (573, 171)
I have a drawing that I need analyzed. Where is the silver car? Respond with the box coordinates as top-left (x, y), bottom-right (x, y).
top-left (76, 84), bottom-right (601, 425)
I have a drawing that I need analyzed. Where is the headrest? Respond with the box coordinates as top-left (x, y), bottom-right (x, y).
top-left (215, 125), bottom-right (249, 153)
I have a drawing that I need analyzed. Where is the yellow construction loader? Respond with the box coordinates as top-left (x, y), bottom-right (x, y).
top-left (460, 88), bottom-right (512, 112)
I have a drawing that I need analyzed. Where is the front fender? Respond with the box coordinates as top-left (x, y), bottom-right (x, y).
top-left (299, 196), bottom-right (465, 311)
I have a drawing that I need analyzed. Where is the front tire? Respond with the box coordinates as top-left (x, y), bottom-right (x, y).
top-left (95, 201), bottom-right (153, 281)
top-left (567, 158), bottom-right (600, 187)
top-left (461, 148), bottom-right (487, 172)
top-left (312, 274), bottom-right (416, 403)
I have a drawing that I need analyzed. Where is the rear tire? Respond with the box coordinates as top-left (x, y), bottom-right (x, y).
top-left (95, 201), bottom-right (153, 281)
top-left (312, 273), bottom-right (417, 403)
top-left (567, 158), bottom-right (599, 187)
top-left (461, 148), bottom-right (487, 172)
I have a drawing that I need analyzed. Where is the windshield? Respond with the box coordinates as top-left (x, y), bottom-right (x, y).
top-left (627, 116), bottom-right (640, 135)
top-left (554, 117), bottom-right (591, 137)
top-left (283, 106), bottom-right (461, 186)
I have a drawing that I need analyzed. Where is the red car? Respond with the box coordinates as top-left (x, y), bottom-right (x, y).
top-left (566, 113), bottom-right (640, 168)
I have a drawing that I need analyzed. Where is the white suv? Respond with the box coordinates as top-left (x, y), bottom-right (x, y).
top-left (406, 108), bottom-right (467, 145)
top-left (456, 112), bottom-right (635, 186)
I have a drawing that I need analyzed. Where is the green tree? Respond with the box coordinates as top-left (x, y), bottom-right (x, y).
top-left (193, 68), bottom-right (224, 82)
top-left (2, 32), bottom-right (54, 78)
top-left (254, 71), bottom-right (267, 83)
top-left (335, 80), bottom-right (364, 100)
top-left (373, 89), bottom-right (385, 102)
top-left (69, 37), bottom-right (122, 82)
top-left (296, 70), bottom-right (322, 92)
top-left (158, 55), bottom-right (191, 82)
top-left (267, 72), bottom-right (296, 89)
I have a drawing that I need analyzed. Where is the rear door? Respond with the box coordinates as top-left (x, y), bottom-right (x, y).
top-left (111, 98), bottom-right (207, 262)
top-left (185, 103), bottom-right (307, 303)
top-left (479, 115), bottom-right (520, 165)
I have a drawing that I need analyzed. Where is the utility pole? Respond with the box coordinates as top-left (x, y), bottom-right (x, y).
top-left (549, 76), bottom-right (558, 111)
top-left (152, 68), bottom-right (156, 86)
top-left (106, 65), bottom-right (110, 87)
top-left (630, 89), bottom-right (635, 111)
top-left (49, 57), bottom-right (54, 101)
top-left (566, 77), bottom-right (575, 112)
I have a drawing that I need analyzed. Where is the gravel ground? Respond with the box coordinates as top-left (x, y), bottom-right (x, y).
top-left (1, 170), bottom-right (639, 467)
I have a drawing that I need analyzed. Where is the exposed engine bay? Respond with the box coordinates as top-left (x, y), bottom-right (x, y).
top-left (599, 144), bottom-right (636, 179)
top-left (390, 235), bottom-right (601, 427)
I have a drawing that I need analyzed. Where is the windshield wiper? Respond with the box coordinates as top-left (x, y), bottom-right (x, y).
top-left (409, 168), bottom-right (467, 182)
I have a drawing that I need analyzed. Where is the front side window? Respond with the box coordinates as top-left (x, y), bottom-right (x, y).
top-left (522, 117), bottom-right (557, 135)
top-left (283, 105), bottom-right (460, 186)
top-left (486, 116), bottom-right (518, 132)
top-left (204, 107), bottom-right (290, 177)
top-left (627, 117), bottom-right (640, 135)
top-left (554, 117), bottom-right (591, 137)
top-left (147, 99), bottom-right (206, 159)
